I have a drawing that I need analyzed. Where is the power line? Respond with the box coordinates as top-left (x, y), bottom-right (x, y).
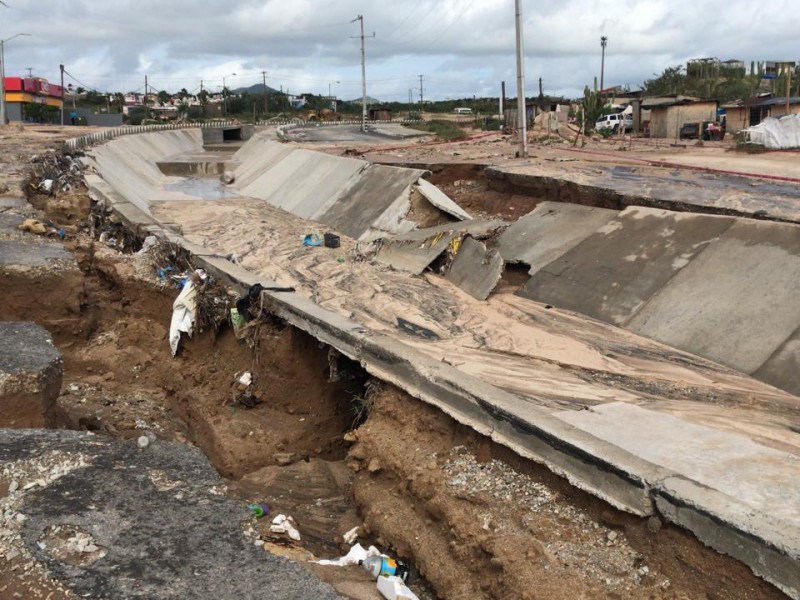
top-left (381, 0), bottom-right (427, 42)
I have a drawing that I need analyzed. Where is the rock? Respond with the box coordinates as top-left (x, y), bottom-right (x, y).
top-left (221, 171), bottom-right (235, 184)
top-left (8, 480), bottom-right (19, 493)
top-left (647, 516), bottom-right (662, 534)
top-left (137, 436), bottom-right (150, 449)
top-left (367, 458), bottom-right (382, 473)
top-left (600, 509), bottom-right (625, 528)
top-left (274, 453), bottom-right (294, 466)
top-left (607, 531), bottom-right (618, 542)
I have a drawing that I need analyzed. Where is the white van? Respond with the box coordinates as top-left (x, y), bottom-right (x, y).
top-left (595, 113), bottom-right (633, 132)
top-left (453, 107), bottom-right (473, 114)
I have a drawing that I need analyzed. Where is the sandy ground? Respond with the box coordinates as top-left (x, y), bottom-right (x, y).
top-left (0, 123), bottom-right (795, 599)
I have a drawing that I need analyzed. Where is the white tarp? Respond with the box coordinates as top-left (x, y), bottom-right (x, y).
top-left (169, 278), bottom-right (199, 356)
top-left (745, 114), bottom-right (800, 149)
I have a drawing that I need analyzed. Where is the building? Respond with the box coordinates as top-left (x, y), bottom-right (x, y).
top-left (725, 95), bottom-right (800, 132)
top-left (3, 77), bottom-right (64, 122)
top-left (640, 96), bottom-right (717, 139)
top-left (368, 108), bottom-right (392, 121)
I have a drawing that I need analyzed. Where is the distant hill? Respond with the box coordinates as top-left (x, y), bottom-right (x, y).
top-left (344, 96), bottom-right (382, 105)
top-left (234, 83), bottom-right (281, 95)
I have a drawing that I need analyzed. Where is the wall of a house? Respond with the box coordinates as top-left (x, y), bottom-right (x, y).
top-left (650, 103), bottom-right (717, 138)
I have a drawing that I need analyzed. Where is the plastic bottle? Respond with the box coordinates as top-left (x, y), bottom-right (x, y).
top-left (247, 502), bottom-right (270, 518)
top-left (361, 555), bottom-right (410, 582)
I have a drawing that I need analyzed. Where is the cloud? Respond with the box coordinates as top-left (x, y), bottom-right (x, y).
top-left (1, 0), bottom-right (798, 99)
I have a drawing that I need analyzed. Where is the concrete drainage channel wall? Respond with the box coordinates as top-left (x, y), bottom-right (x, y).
top-left (78, 127), bottom-right (800, 599)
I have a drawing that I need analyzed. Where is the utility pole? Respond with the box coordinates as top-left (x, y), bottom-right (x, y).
top-left (351, 15), bottom-right (374, 132)
top-left (600, 36), bottom-right (608, 94)
top-left (408, 88), bottom-right (412, 117)
top-left (514, 0), bottom-right (528, 157)
top-left (500, 81), bottom-right (505, 118)
top-left (25, 67), bottom-right (32, 78)
top-left (418, 74), bottom-right (424, 109)
top-left (60, 64), bottom-right (65, 125)
top-left (144, 75), bottom-right (149, 119)
top-left (787, 67), bottom-right (792, 116)
top-left (0, 41), bottom-right (5, 125)
top-left (262, 71), bottom-right (268, 114)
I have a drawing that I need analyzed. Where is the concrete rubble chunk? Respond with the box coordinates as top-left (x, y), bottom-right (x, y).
top-left (496, 201), bottom-right (618, 272)
top-left (445, 236), bottom-right (505, 300)
top-left (0, 322), bottom-right (63, 428)
top-left (374, 219), bottom-right (505, 275)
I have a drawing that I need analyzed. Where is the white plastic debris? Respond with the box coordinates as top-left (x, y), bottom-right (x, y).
top-left (377, 575), bottom-right (419, 600)
top-left (169, 274), bottom-right (201, 356)
top-left (137, 436), bottom-right (150, 449)
top-left (40, 179), bottom-right (54, 193)
top-left (270, 514), bottom-right (301, 541)
top-left (315, 543), bottom-right (372, 567)
top-left (342, 526), bottom-right (360, 545)
top-left (237, 371), bottom-right (253, 386)
top-left (136, 235), bottom-right (159, 255)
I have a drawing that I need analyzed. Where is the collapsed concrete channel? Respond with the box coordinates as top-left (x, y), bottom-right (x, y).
top-left (1, 124), bottom-right (798, 599)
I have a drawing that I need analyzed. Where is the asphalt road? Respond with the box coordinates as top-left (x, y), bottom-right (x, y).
top-left (284, 123), bottom-right (424, 144)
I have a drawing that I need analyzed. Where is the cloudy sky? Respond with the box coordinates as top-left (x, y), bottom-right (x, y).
top-left (1, 0), bottom-right (798, 101)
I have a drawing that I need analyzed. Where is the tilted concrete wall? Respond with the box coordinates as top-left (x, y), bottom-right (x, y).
top-left (231, 134), bottom-right (430, 240)
top-left (84, 129), bottom-right (204, 215)
top-left (519, 205), bottom-right (800, 395)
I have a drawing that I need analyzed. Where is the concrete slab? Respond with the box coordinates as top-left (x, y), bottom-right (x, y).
top-left (626, 218), bottom-right (800, 374)
top-left (558, 402), bottom-right (800, 598)
top-left (375, 220), bottom-right (506, 274)
top-left (497, 201), bottom-right (618, 271)
top-left (445, 236), bottom-right (504, 300)
top-left (0, 239), bottom-right (70, 267)
top-left (317, 163), bottom-right (425, 239)
top-left (239, 149), bottom-right (366, 219)
top-left (754, 326), bottom-right (800, 396)
top-left (519, 207), bottom-right (736, 326)
top-left (232, 137), bottom-right (295, 189)
top-left (0, 429), bottom-right (340, 599)
top-left (416, 178), bottom-right (472, 220)
top-left (0, 322), bottom-right (62, 428)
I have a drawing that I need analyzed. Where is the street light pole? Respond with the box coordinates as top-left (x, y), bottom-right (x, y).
top-left (600, 36), bottom-right (608, 93)
top-left (328, 80), bottom-right (339, 111)
top-left (222, 72), bottom-right (236, 117)
top-left (0, 33), bottom-right (31, 125)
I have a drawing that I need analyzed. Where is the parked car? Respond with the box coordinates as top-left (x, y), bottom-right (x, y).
top-left (595, 113), bottom-right (633, 133)
top-left (679, 121), bottom-right (725, 141)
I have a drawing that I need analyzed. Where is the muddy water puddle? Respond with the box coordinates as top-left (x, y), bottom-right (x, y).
top-left (162, 176), bottom-right (239, 200)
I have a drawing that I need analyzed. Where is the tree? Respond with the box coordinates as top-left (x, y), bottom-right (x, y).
top-left (643, 66), bottom-right (687, 96)
top-left (580, 85), bottom-right (609, 132)
top-left (198, 89), bottom-right (209, 117)
top-left (177, 101), bottom-right (189, 119)
top-left (157, 90), bottom-right (171, 105)
top-left (178, 88), bottom-right (189, 100)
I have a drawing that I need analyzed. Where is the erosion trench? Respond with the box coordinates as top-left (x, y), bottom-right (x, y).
top-left (1, 229), bottom-right (785, 600)
top-left (0, 128), bottom-right (793, 599)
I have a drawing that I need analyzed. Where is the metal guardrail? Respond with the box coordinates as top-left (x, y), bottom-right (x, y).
top-left (64, 118), bottom-right (426, 151)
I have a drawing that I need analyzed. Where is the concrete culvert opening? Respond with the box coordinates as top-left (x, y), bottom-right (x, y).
top-left (222, 127), bottom-right (243, 141)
